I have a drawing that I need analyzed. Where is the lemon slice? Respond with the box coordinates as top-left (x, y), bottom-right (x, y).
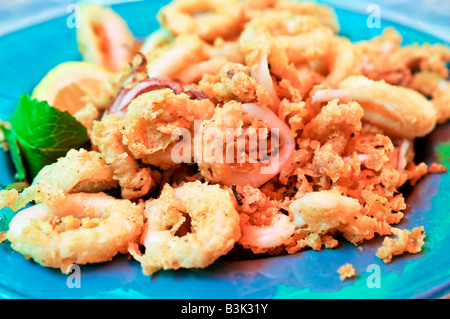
top-left (31, 61), bottom-right (113, 115)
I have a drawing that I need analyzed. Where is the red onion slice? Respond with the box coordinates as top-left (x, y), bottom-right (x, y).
top-left (107, 78), bottom-right (184, 117)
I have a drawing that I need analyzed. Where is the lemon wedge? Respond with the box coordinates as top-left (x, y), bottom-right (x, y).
top-left (31, 61), bottom-right (113, 115)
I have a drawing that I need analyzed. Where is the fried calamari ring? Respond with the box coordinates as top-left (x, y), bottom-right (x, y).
top-left (198, 62), bottom-right (274, 108)
top-left (239, 214), bottom-right (295, 252)
top-left (230, 184), bottom-right (295, 253)
top-left (6, 192), bottom-right (144, 273)
top-left (157, 0), bottom-right (244, 42)
top-left (175, 56), bottom-right (229, 84)
top-left (317, 36), bottom-right (362, 89)
top-left (238, 12), bottom-right (333, 110)
top-left (140, 28), bottom-right (174, 57)
top-left (11, 149), bottom-right (117, 211)
top-left (129, 181), bottom-right (241, 275)
top-left (274, 0), bottom-right (340, 33)
top-left (240, 11), bottom-right (333, 63)
top-left (91, 114), bottom-right (159, 200)
top-left (409, 72), bottom-right (450, 124)
top-left (147, 34), bottom-right (210, 79)
top-left (238, 30), bottom-right (282, 110)
top-left (312, 75), bottom-right (437, 138)
top-left (288, 191), bottom-right (383, 247)
top-left (122, 89), bottom-right (215, 168)
top-left (195, 102), bottom-right (295, 188)
top-left (357, 27), bottom-right (450, 85)
top-left (145, 34), bottom-right (240, 84)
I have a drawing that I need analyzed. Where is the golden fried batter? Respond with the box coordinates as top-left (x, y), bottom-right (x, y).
top-left (3, 0), bottom-right (448, 275)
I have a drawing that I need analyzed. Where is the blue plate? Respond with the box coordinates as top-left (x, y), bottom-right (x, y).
top-left (0, 1), bottom-right (449, 299)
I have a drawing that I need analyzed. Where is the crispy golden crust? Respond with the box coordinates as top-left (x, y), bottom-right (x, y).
top-left (337, 263), bottom-right (357, 281)
top-left (91, 114), bottom-right (159, 199)
top-left (11, 149), bottom-right (117, 211)
top-left (3, 0), bottom-right (448, 274)
top-left (129, 181), bottom-right (241, 275)
top-left (376, 227), bottom-right (426, 263)
top-left (6, 193), bottom-right (144, 273)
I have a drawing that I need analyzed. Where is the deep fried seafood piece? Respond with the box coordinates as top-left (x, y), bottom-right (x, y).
top-left (361, 189), bottom-right (405, 231)
top-left (238, 33), bottom-right (281, 109)
top-left (74, 102), bottom-right (99, 132)
top-left (240, 10), bottom-right (334, 67)
top-left (146, 34), bottom-right (210, 79)
top-left (387, 138), bottom-right (413, 171)
top-left (9, 149), bottom-right (117, 211)
top-left (276, 85), bottom-right (308, 137)
top-left (337, 263), bottom-right (357, 281)
top-left (241, 0), bottom-right (279, 12)
top-left (241, 10), bottom-right (333, 61)
top-left (195, 102), bottom-right (295, 188)
top-left (358, 27), bottom-right (450, 85)
top-left (376, 226), bottom-right (426, 263)
top-left (312, 75), bottom-right (437, 138)
top-left (128, 181), bottom-right (241, 275)
top-left (240, 214), bottom-right (294, 252)
top-left (233, 184), bottom-right (294, 253)
top-left (0, 189), bottom-right (19, 211)
top-left (289, 191), bottom-right (385, 247)
top-left (6, 192), bottom-right (144, 273)
top-left (207, 38), bottom-right (245, 64)
top-left (317, 36), bottom-right (362, 89)
top-left (157, 0), bottom-right (244, 42)
top-left (304, 99), bottom-right (364, 144)
top-left (122, 89), bottom-right (215, 169)
top-left (274, 0), bottom-right (340, 33)
top-left (238, 13), bottom-right (326, 108)
top-left (238, 12), bottom-right (333, 108)
top-left (146, 34), bottom-right (243, 84)
top-left (76, 4), bottom-right (140, 72)
top-left (357, 27), bottom-right (407, 86)
top-left (140, 28), bottom-right (174, 56)
top-left (91, 114), bottom-right (159, 200)
top-left (198, 62), bottom-right (273, 108)
top-left (409, 72), bottom-right (450, 124)
top-left (398, 43), bottom-right (450, 78)
top-left (302, 100), bottom-right (364, 183)
top-left (176, 56), bottom-right (229, 84)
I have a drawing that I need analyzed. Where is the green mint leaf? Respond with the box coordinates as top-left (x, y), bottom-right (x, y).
top-left (0, 123), bottom-right (27, 181)
top-left (7, 94), bottom-right (89, 181)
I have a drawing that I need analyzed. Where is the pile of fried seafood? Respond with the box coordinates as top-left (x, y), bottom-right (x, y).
top-left (1, 0), bottom-right (449, 276)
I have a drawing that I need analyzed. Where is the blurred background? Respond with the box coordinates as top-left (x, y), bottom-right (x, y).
top-left (0, 0), bottom-right (449, 42)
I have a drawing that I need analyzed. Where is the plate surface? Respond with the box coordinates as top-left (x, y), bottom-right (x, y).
top-left (0, 1), bottom-right (449, 299)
